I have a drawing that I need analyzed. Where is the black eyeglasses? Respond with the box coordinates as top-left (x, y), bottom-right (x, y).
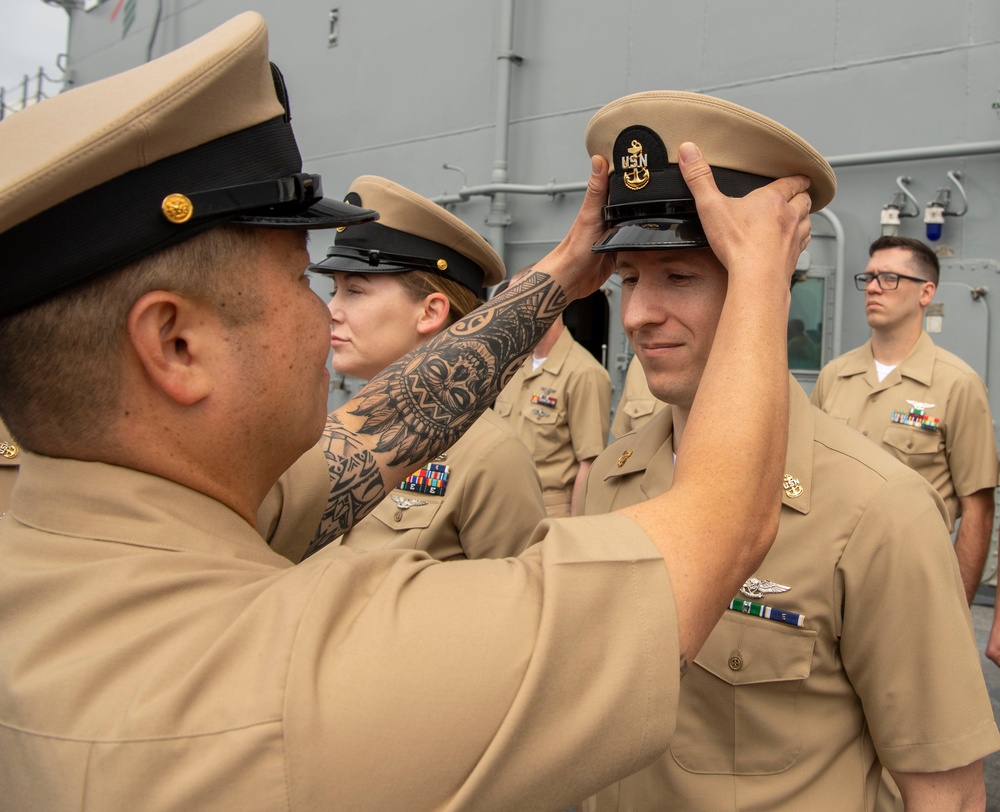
top-left (854, 271), bottom-right (929, 291)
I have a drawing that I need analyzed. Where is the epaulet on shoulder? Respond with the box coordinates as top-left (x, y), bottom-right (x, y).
top-left (810, 405), bottom-right (914, 483)
top-left (932, 344), bottom-right (981, 377)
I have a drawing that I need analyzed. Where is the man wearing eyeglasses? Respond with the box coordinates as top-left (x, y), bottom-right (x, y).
top-left (812, 236), bottom-right (998, 610)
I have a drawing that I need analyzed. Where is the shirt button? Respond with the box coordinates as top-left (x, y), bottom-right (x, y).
top-left (394, 511), bottom-right (403, 522)
top-left (728, 652), bottom-right (744, 671)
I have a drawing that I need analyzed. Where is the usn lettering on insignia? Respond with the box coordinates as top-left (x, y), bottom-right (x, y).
top-left (622, 140), bottom-right (650, 191)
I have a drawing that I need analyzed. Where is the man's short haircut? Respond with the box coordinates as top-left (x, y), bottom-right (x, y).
top-left (0, 226), bottom-right (265, 455)
top-left (869, 235), bottom-right (940, 285)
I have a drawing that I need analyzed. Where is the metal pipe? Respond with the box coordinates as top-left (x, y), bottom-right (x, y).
top-left (434, 180), bottom-right (585, 206)
top-left (827, 141), bottom-right (1000, 168)
top-left (433, 140), bottom-right (1000, 208)
top-left (487, 0), bottom-right (517, 264)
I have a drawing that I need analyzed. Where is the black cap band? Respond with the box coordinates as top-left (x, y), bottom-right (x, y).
top-left (0, 115), bottom-right (377, 317)
top-left (310, 219), bottom-right (486, 293)
top-left (597, 123), bottom-right (775, 252)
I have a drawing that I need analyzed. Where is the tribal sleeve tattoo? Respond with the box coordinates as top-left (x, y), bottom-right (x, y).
top-left (302, 270), bottom-right (568, 558)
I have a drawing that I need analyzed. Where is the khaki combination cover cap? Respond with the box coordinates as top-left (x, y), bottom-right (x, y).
top-left (585, 90), bottom-right (836, 252)
top-left (0, 11), bottom-right (376, 317)
top-left (311, 175), bottom-right (505, 291)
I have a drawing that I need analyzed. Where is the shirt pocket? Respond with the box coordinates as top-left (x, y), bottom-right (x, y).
top-left (520, 404), bottom-right (564, 457)
top-left (670, 612), bottom-right (817, 775)
top-left (622, 398), bottom-right (658, 420)
top-left (350, 495), bottom-right (445, 550)
top-left (881, 422), bottom-right (943, 460)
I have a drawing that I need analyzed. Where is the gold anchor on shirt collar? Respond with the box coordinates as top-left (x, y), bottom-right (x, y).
top-left (782, 473), bottom-right (803, 498)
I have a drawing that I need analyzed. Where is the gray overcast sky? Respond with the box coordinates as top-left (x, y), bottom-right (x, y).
top-left (0, 0), bottom-right (69, 99)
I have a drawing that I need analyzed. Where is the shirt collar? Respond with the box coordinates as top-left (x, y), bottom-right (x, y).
top-left (8, 453), bottom-right (288, 566)
top-left (837, 331), bottom-right (935, 390)
top-left (527, 326), bottom-right (575, 378)
top-left (896, 330), bottom-right (936, 386)
top-left (602, 376), bottom-right (813, 516)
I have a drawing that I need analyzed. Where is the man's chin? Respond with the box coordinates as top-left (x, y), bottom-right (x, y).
top-left (646, 379), bottom-right (690, 409)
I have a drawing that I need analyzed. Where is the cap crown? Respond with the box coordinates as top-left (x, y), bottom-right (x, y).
top-left (0, 12), bottom-right (376, 317)
top-left (314, 176), bottom-right (505, 290)
top-left (0, 12), bottom-right (279, 234)
top-left (586, 90), bottom-right (836, 216)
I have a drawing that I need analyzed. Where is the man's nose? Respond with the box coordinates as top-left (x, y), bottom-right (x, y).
top-left (621, 289), bottom-right (662, 331)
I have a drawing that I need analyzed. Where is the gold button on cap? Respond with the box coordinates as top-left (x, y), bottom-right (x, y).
top-left (161, 193), bottom-right (194, 224)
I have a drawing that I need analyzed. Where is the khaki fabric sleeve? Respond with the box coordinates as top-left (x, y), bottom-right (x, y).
top-left (256, 442), bottom-right (330, 563)
top-left (285, 513), bottom-right (680, 811)
top-left (568, 364), bottom-right (613, 461)
top-left (610, 396), bottom-right (630, 441)
top-left (943, 372), bottom-right (1000, 498)
top-left (456, 426), bottom-right (546, 559)
top-left (809, 364), bottom-right (831, 408)
top-left (838, 469), bottom-right (1000, 771)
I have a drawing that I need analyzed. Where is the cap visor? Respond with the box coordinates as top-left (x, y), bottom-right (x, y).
top-left (308, 252), bottom-right (412, 275)
top-left (592, 219), bottom-right (708, 253)
top-left (233, 196), bottom-right (379, 229)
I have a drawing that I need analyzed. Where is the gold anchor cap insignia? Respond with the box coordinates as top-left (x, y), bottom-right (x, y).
top-left (782, 473), bottom-right (803, 498)
top-left (616, 449), bottom-right (633, 468)
top-left (622, 139), bottom-right (650, 191)
top-left (0, 439), bottom-right (17, 459)
top-left (161, 193), bottom-right (193, 224)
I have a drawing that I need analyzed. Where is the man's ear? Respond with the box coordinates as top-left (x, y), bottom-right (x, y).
top-left (415, 292), bottom-right (451, 336)
top-left (920, 281), bottom-right (937, 308)
top-left (127, 291), bottom-right (217, 406)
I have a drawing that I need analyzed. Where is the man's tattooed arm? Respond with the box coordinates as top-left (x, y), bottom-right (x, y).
top-left (303, 270), bottom-right (571, 557)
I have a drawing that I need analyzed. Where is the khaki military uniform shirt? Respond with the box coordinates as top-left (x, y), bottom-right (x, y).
top-left (811, 331), bottom-right (999, 530)
top-left (0, 453), bottom-right (680, 811)
top-left (582, 382), bottom-right (999, 812)
top-left (336, 409), bottom-right (545, 559)
top-left (494, 327), bottom-right (611, 516)
top-left (257, 441), bottom-right (331, 562)
top-left (611, 355), bottom-right (666, 440)
top-left (0, 416), bottom-right (18, 515)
